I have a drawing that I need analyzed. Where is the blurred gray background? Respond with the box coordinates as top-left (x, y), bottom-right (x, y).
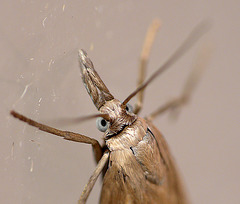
top-left (1, 1), bottom-right (239, 204)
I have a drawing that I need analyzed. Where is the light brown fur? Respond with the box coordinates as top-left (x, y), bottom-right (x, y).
top-left (100, 117), bottom-right (188, 204)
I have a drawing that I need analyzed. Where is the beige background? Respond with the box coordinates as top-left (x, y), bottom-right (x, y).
top-left (1, 1), bottom-right (239, 204)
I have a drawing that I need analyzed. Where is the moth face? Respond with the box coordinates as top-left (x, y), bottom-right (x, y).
top-left (79, 50), bottom-right (138, 137)
top-left (96, 99), bottom-right (137, 138)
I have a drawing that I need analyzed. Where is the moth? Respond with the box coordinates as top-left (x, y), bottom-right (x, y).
top-left (11, 20), bottom-right (209, 203)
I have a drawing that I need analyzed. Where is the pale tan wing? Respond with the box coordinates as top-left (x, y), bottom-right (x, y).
top-left (100, 150), bottom-right (169, 204)
top-left (100, 118), bottom-right (188, 204)
top-left (146, 120), bottom-right (189, 204)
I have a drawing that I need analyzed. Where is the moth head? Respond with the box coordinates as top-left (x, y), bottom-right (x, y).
top-left (78, 50), bottom-right (137, 138)
top-left (97, 100), bottom-right (136, 137)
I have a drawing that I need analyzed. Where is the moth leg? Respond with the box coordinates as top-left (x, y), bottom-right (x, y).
top-left (146, 94), bottom-right (189, 121)
top-left (134, 19), bottom-right (161, 114)
top-left (146, 45), bottom-right (212, 121)
top-left (78, 151), bottom-right (109, 204)
top-left (10, 111), bottom-right (103, 163)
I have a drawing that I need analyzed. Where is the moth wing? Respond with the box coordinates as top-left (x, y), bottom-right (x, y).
top-left (100, 118), bottom-right (188, 203)
top-left (146, 120), bottom-right (189, 204)
top-left (100, 149), bottom-right (169, 204)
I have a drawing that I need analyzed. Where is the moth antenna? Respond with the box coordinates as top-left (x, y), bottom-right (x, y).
top-left (181, 42), bottom-right (214, 100)
top-left (10, 110), bottom-right (110, 127)
top-left (146, 42), bottom-right (214, 121)
top-left (48, 113), bottom-right (110, 126)
top-left (122, 21), bottom-right (211, 106)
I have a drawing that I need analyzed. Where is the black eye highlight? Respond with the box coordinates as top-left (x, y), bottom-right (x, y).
top-left (96, 117), bottom-right (108, 132)
top-left (101, 119), bottom-right (107, 127)
top-left (126, 103), bottom-right (133, 113)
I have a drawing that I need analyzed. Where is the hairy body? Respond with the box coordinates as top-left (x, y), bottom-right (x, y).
top-left (100, 115), bottom-right (188, 204)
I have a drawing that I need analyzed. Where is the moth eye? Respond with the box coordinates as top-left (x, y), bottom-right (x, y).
top-left (96, 117), bottom-right (108, 132)
top-left (126, 103), bottom-right (133, 113)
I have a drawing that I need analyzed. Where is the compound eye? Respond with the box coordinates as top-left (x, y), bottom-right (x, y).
top-left (96, 117), bottom-right (108, 132)
top-left (126, 103), bottom-right (133, 113)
